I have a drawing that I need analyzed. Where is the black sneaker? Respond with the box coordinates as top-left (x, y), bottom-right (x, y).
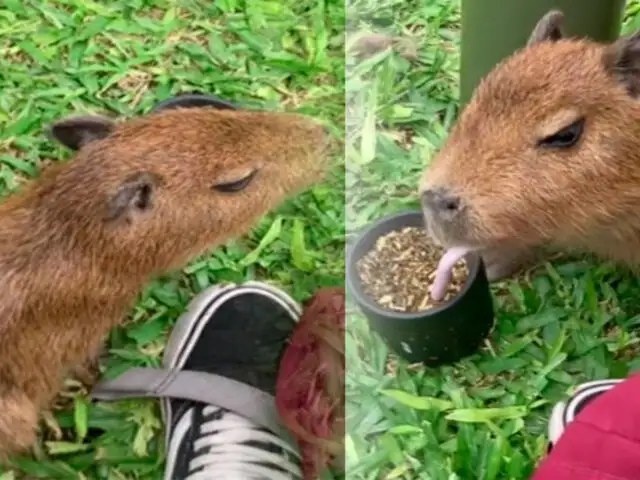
top-left (91, 281), bottom-right (304, 480)
top-left (162, 282), bottom-right (303, 479)
top-left (547, 378), bottom-right (623, 451)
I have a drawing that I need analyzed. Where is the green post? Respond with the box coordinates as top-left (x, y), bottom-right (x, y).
top-left (459, 0), bottom-right (627, 107)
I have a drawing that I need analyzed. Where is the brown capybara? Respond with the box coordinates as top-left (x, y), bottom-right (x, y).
top-left (420, 10), bottom-right (640, 282)
top-left (0, 94), bottom-right (331, 459)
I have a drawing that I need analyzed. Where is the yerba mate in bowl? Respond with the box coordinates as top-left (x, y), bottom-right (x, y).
top-left (356, 226), bottom-right (468, 312)
top-left (346, 210), bottom-right (494, 366)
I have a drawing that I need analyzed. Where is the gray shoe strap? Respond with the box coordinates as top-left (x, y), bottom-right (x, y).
top-left (91, 367), bottom-right (297, 450)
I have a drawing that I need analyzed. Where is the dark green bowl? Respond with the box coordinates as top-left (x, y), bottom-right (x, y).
top-left (346, 210), bottom-right (495, 366)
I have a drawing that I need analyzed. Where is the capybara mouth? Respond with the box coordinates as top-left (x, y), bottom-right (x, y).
top-left (421, 210), bottom-right (445, 247)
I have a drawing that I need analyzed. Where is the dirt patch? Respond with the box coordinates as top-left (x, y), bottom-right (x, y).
top-left (348, 33), bottom-right (419, 62)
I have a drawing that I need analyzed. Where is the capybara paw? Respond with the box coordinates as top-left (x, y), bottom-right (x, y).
top-left (481, 246), bottom-right (540, 282)
top-left (69, 361), bottom-right (101, 388)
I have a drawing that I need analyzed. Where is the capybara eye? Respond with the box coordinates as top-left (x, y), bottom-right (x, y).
top-left (538, 118), bottom-right (585, 148)
top-left (213, 169), bottom-right (258, 193)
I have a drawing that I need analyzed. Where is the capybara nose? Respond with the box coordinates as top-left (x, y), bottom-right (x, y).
top-left (421, 187), bottom-right (461, 215)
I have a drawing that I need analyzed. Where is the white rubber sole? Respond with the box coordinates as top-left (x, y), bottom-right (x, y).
top-left (548, 379), bottom-right (623, 446)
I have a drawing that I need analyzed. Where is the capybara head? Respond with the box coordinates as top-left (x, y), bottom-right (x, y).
top-left (33, 94), bottom-right (331, 274)
top-left (419, 10), bottom-right (640, 260)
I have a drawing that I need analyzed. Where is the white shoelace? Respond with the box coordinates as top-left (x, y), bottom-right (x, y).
top-left (185, 406), bottom-right (303, 479)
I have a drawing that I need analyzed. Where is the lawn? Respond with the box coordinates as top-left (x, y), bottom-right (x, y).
top-left (0, 1), bottom-right (344, 478)
top-left (345, 1), bottom-right (640, 479)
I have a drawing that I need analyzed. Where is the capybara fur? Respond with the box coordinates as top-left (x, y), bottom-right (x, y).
top-left (420, 10), bottom-right (640, 277)
top-left (0, 95), bottom-right (331, 459)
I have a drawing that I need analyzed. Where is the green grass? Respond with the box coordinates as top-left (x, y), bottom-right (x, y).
top-left (346, 1), bottom-right (640, 479)
top-left (0, 1), bottom-right (344, 478)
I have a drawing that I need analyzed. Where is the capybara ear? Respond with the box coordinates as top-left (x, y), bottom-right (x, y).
top-left (48, 115), bottom-right (116, 151)
top-left (105, 171), bottom-right (164, 224)
top-left (151, 93), bottom-right (238, 113)
top-left (527, 10), bottom-right (565, 46)
top-left (603, 30), bottom-right (640, 97)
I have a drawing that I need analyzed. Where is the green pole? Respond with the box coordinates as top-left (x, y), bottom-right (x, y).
top-left (459, 0), bottom-right (627, 107)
